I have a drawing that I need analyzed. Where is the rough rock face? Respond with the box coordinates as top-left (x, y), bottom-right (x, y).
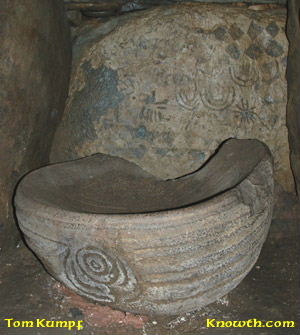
top-left (64, 0), bottom-right (287, 10)
top-left (63, 1), bottom-right (287, 22)
top-left (0, 0), bottom-right (71, 248)
top-left (51, 4), bottom-right (293, 191)
top-left (287, 0), bottom-right (300, 195)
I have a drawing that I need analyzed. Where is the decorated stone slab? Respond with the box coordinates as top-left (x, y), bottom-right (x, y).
top-left (51, 4), bottom-right (293, 191)
top-left (15, 139), bottom-right (274, 315)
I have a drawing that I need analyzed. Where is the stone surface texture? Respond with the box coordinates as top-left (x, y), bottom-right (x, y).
top-left (286, 0), bottom-right (300, 195)
top-left (64, 1), bottom-right (287, 17)
top-left (0, 0), bottom-right (71, 248)
top-left (51, 4), bottom-right (293, 192)
top-left (56, 283), bottom-right (149, 329)
top-left (64, 2), bottom-right (286, 22)
top-left (16, 139), bottom-right (274, 315)
top-left (64, 0), bottom-right (287, 8)
top-left (2, 186), bottom-right (298, 335)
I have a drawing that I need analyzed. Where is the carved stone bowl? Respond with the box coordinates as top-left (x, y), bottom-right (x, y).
top-left (15, 139), bottom-right (274, 315)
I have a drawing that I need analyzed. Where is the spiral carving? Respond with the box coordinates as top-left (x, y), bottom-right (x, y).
top-left (65, 246), bottom-right (137, 303)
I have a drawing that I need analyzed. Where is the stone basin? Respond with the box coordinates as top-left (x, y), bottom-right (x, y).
top-left (15, 138), bottom-right (274, 315)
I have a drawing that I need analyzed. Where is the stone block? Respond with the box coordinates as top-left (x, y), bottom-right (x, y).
top-left (51, 4), bottom-right (293, 191)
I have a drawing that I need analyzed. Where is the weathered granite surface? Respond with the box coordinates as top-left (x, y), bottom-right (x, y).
top-left (51, 4), bottom-right (293, 191)
top-left (287, 0), bottom-right (300, 195)
top-left (0, 0), bottom-right (71, 248)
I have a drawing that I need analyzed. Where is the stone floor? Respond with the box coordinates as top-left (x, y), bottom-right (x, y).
top-left (0, 185), bottom-right (298, 335)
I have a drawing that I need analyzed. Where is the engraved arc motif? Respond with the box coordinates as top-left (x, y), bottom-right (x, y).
top-left (18, 213), bottom-right (139, 305)
top-left (196, 48), bottom-right (228, 79)
top-left (229, 58), bottom-right (259, 87)
top-left (260, 59), bottom-right (280, 83)
top-left (64, 246), bottom-right (138, 303)
top-left (174, 73), bottom-right (200, 111)
top-left (200, 86), bottom-right (235, 111)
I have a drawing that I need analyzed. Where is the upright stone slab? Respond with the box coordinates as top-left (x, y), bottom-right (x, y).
top-left (0, 0), bottom-right (71, 248)
top-left (287, 0), bottom-right (300, 195)
top-left (51, 4), bottom-right (293, 191)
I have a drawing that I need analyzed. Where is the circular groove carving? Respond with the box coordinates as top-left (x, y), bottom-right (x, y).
top-left (65, 246), bottom-right (138, 303)
top-left (15, 139), bottom-right (274, 315)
